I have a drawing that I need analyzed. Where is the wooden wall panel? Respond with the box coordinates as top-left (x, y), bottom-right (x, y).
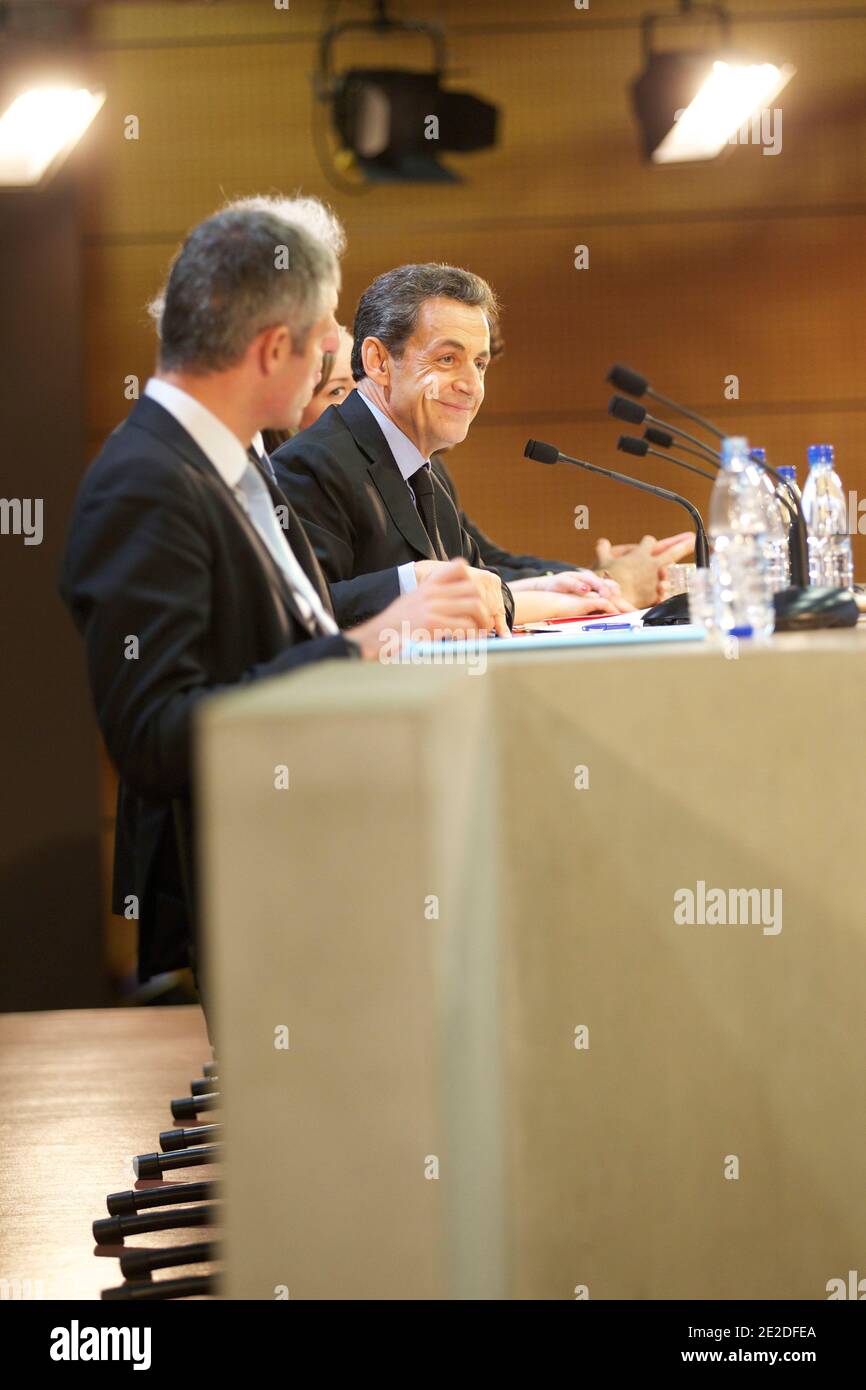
top-left (85, 213), bottom-right (866, 445)
top-left (83, 1), bottom-right (866, 241)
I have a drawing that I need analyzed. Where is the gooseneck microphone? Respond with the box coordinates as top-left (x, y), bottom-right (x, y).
top-left (524, 438), bottom-right (708, 569)
top-left (644, 426), bottom-right (721, 471)
top-left (609, 394), bottom-right (720, 462)
top-left (607, 364), bottom-right (725, 441)
top-left (618, 433), bottom-right (715, 482)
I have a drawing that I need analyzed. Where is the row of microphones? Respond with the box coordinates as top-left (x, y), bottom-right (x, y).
top-left (609, 392), bottom-right (720, 464)
top-left (606, 364), bottom-right (856, 629)
top-left (607, 363), bottom-right (724, 440)
top-left (523, 365), bottom-right (857, 630)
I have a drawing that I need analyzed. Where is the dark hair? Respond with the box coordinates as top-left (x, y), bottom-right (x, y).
top-left (350, 263), bottom-right (500, 381)
top-left (158, 208), bottom-right (337, 373)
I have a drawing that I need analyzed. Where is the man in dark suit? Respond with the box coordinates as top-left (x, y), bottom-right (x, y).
top-left (60, 208), bottom-right (495, 993)
top-left (272, 265), bottom-right (524, 634)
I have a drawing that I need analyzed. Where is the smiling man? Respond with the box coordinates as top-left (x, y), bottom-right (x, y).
top-left (271, 264), bottom-right (555, 633)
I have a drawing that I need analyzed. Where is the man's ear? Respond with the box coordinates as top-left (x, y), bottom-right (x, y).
top-left (256, 324), bottom-right (292, 376)
top-left (360, 336), bottom-right (390, 385)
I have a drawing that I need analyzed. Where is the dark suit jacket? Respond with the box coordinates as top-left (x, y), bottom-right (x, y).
top-left (431, 454), bottom-right (574, 582)
top-left (271, 391), bottom-right (515, 628)
top-left (60, 394), bottom-right (358, 982)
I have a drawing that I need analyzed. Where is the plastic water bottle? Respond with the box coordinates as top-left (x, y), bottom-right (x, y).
top-left (800, 444), bottom-right (853, 588)
top-left (777, 464), bottom-right (799, 500)
top-left (708, 436), bottom-right (775, 638)
top-left (750, 447), bottom-right (790, 592)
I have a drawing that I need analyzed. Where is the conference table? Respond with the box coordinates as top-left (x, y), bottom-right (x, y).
top-left (0, 1006), bottom-right (215, 1301)
top-left (197, 622), bottom-right (866, 1300)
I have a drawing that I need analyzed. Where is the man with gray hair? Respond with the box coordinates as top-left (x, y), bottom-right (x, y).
top-left (60, 207), bottom-right (495, 995)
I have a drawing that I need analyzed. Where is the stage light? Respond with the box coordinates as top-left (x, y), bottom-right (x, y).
top-left (314, 1), bottom-right (498, 187)
top-left (630, 3), bottom-right (794, 164)
top-left (332, 68), bottom-right (497, 183)
top-left (0, 85), bottom-right (104, 187)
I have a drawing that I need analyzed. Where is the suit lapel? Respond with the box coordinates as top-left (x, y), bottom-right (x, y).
top-left (337, 392), bottom-right (436, 561)
top-left (130, 396), bottom-right (319, 636)
top-left (256, 458), bottom-right (337, 620)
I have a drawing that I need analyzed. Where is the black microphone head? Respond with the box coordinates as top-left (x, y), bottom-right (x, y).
top-left (524, 438), bottom-right (560, 465)
top-left (608, 394), bottom-right (646, 425)
top-left (607, 363), bottom-right (649, 397)
top-left (644, 426), bottom-right (674, 448)
top-left (617, 434), bottom-right (649, 457)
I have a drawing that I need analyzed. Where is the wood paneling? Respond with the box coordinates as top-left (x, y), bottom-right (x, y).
top-left (81, 0), bottom-right (866, 241)
top-left (85, 213), bottom-right (866, 440)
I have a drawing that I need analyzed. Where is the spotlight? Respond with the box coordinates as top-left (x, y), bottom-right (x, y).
top-left (315, 1), bottom-right (498, 186)
top-left (631, 2), bottom-right (794, 163)
top-left (0, 85), bottom-right (104, 187)
top-left (0, 2), bottom-right (104, 188)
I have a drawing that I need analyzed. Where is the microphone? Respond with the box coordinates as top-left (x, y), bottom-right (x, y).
top-left (524, 437), bottom-right (708, 574)
top-left (607, 364), bottom-right (724, 441)
top-left (609, 394), bottom-right (720, 461)
top-left (644, 426), bottom-right (721, 471)
top-left (618, 433), bottom-right (715, 482)
top-left (605, 366), bottom-right (858, 630)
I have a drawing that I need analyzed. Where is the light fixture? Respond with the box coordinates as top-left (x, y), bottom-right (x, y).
top-left (0, 84), bottom-right (104, 187)
top-left (631, 2), bottom-right (795, 163)
top-left (314, 0), bottom-right (498, 187)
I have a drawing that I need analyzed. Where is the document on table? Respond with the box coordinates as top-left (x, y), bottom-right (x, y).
top-left (514, 609), bottom-right (650, 634)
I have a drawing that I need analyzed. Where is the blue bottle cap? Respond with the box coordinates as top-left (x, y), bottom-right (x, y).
top-left (807, 443), bottom-right (834, 467)
top-left (728, 625), bottom-right (754, 638)
top-left (777, 465), bottom-right (797, 482)
top-left (721, 436), bottom-right (749, 464)
top-left (750, 447), bottom-right (767, 463)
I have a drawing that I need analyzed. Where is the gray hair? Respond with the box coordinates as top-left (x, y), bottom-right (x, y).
top-left (148, 193), bottom-right (345, 338)
top-left (351, 263), bottom-right (500, 381)
top-left (155, 207), bottom-right (339, 373)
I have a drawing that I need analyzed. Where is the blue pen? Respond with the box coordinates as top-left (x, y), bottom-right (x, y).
top-left (581, 622), bottom-right (634, 632)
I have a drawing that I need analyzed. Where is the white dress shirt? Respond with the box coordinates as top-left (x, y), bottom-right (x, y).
top-left (144, 379), bottom-right (338, 635)
top-left (357, 391), bottom-right (434, 595)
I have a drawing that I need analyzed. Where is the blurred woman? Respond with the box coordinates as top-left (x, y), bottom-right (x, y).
top-left (261, 325), bottom-right (354, 454)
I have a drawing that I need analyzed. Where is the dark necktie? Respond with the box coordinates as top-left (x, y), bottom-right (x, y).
top-left (409, 464), bottom-right (447, 560)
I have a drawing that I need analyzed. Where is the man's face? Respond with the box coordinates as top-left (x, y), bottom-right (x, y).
top-left (277, 284), bottom-right (340, 429)
top-left (382, 297), bottom-right (490, 455)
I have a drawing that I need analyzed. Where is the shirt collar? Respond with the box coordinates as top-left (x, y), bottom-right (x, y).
top-left (250, 430), bottom-right (265, 459)
top-left (144, 377), bottom-right (250, 488)
top-left (356, 390), bottom-right (429, 483)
